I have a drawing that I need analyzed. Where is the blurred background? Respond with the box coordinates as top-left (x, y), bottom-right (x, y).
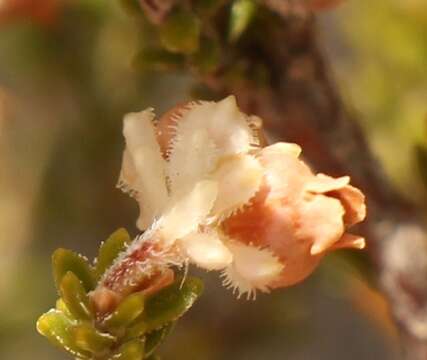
top-left (0, 0), bottom-right (426, 358)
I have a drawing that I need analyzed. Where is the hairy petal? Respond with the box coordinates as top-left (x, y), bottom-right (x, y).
top-left (179, 230), bottom-right (233, 270)
top-left (167, 128), bottom-right (217, 197)
top-left (122, 109), bottom-right (169, 230)
top-left (210, 154), bottom-right (263, 218)
top-left (222, 241), bottom-right (284, 299)
top-left (173, 96), bottom-right (257, 157)
top-left (159, 180), bottom-right (218, 243)
top-left (118, 149), bottom-right (139, 197)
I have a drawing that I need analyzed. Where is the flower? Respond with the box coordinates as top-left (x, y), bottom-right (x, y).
top-left (115, 96), bottom-right (366, 299)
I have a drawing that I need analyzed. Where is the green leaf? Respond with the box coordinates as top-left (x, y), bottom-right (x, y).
top-left (52, 248), bottom-right (95, 293)
top-left (145, 323), bottom-right (174, 358)
top-left (36, 310), bottom-right (91, 359)
top-left (143, 277), bottom-right (203, 332)
top-left (112, 339), bottom-right (145, 360)
top-left (104, 292), bottom-right (145, 330)
top-left (55, 298), bottom-right (74, 319)
top-left (95, 228), bottom-right (131, 280)
top-left (160, 10), bottom-right (201, 54)
top-left (60, 272), bottom-right (93, 320)
top-left (133, 48), bottom-right (185, 72)
top-left (228, 0), bottom-right (257, 42)
top-left (123, 319), bottom-right (148, 341)
top-left (72, 323), bottom-right (115, 355)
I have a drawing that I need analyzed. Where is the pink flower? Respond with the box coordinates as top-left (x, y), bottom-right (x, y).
top-left (109, 96), bottom-right (366, 299)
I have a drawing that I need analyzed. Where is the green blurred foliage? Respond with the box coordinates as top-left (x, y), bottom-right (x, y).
top-left (37, 229), bottom-right (203, 359)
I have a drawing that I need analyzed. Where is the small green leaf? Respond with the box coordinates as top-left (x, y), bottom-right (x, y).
top-left (112, 339), bottom-right (145, 360)
top-left (52, 248), bottom-right (95, 293)
top-left (143, 277), bottom-right (203, 332)
top-left (72, 323), bottom-right (115, 355)
top-left (124, 319), bottom-right (148, 341)
top-left (95, 228), bottom-right (131, 280)
top-left (60, 272), bottom-right (93, 320)
top-left (228, 0), bottom-right (257, 42)
top-left (37, 310), bottom-right (91, 359)
top-left (55, 298), bottom-right (74, 319)
top-left (104, 292), bottom-right (145, 330)
top-left (160, 10), bottom-right (201, 54)
top-left (145, 323), bottom-right (174, 358)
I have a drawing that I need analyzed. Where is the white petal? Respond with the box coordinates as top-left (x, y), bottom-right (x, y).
top-left (305, 174), bottom-right (350, 194)
top-left (117, 149), bottom-right (139, 197)
top-left (261, 142), bottom-right (302, 158)
top-left (222, 241), bottom-right (284, 299)
top-left (167, 128), bottom-right (217, 197)
top-left (258, 142), bottom-right (309, 201)
top-left (302, 194), bottom-right (345, 255)
top-left (122, 109), bottom-right (169, 230)
top-left (173, 96), bottom-right (257, 158)
top-left (159, 180), bottom-right (218, 244)
top-left (179, 230), bottom-right (233, 270)
top-left (210, 154), bottom-right (263, 218)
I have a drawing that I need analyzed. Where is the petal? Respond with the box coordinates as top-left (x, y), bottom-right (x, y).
top-left (179, 230), bottom-right (233, 270)
top-left (117, 149), bottom-right (139, 197)
top-left (156, 102), bottom-right (195, 156)
top-left (330, 234), bottom-right (366, 251)
top-left (167, 127), bottom-right (217, 197)
top-left (122, 109), bottom-right (169, 230)
top-left (331, 184), bottom-right (367, 226)
top-left (210, 154), bottom-right (263, 218)
top-left (172, 96), bottom-right (257, 158)
top-left (159, 180), bottom-right (218, 243)
top-left (299, 194), bottom-right (345, 255)
top-left (261, 142), bottom-right (302, 158)
top-left (222, 240), bottom-right (284, 299)
top-left (258, 142), bottom-right (311, 201)
top-left (305, 174), bottom-right (350, 193)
